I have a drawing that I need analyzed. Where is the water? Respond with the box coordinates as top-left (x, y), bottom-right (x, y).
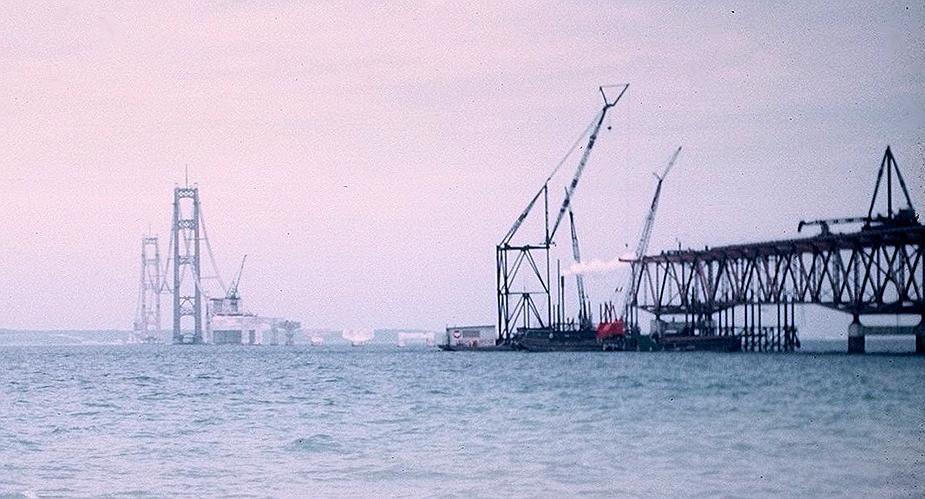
top-left (1, 344), bottom-right (923, 498)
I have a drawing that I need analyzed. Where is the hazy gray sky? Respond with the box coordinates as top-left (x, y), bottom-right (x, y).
top-left (1, 1), bottom-right (922, 331)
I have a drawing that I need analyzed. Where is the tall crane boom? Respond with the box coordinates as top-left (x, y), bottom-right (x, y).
top-left (623, 146), bottom-right (682, 311)
top-left (549, 84), bottom-right (629, 243)
top-left (496, 84), bottom-right (629, 342)
top-left (567, 199), bottom-right (590, 327)
top-left (227, 255), bottom-right (247, 300)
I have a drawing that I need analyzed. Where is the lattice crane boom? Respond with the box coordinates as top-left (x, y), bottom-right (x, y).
top-left (566, 197), bottom-right (590, 327)
top-left (549, 84), bottom-right (629, 243)
top-left (227, 255), bottom-right (247, 300)
top-left (623, 146), bottom-right (682, 312)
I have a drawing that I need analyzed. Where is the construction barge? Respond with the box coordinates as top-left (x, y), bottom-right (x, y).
top-left (454, 85), bottom-right (783, 354)
top-left (441, 321), bottom-right (743, 353)
top-left (483, 84), bottom-right (744, 354)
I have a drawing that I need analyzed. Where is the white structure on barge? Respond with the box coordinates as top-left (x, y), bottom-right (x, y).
top-left (444, 325), bottom-right (495, 348)
top-left (205, 256), bottom-right (300, 345)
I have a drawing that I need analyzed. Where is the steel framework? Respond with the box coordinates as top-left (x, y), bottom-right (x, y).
top-left (172, 185), bottom-right (203, 344)
top-left (497, 85), bottom-right (628, 342)
top-left (134, 235), bottom-right (163, 343)
top-left (631, 226), bottom-right (924, 318)
top-left (627, 147), bottom-right (923, 353)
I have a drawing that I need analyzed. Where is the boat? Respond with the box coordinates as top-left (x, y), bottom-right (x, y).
top-left (513, 318), bottom-right (742, 352)
top-left (513, 320), bottom-right (630, 351)
top-left (439, 318), bottom-right (742, 353)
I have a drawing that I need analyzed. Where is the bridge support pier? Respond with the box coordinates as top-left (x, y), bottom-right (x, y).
top-left (848, 318), bottom-right (864, 354)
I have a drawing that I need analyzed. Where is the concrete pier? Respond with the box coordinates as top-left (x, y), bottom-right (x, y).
top-left (848, 320), bottom-right (865, 354)
top-left (848, 318), bottom-right (925, 354)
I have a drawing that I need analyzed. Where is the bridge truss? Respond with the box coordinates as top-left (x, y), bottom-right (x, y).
top-left (627, 147), bottom-right (924, 353)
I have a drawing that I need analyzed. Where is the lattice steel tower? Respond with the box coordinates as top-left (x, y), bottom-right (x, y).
top-left (134, 235), bottom-right (163, 342)
top-left (172, 185), bottom-right (203, 344)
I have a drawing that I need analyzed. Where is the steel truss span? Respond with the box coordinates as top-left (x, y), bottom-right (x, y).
top-left (626, 146), bottom-right (924, 353)
top-left (632, 226), bottom-right (924, 317)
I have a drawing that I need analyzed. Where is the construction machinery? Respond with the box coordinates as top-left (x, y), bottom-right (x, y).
top-left (627, 146), bottom-right (923, 354)
top-left (496, 84), bottom-right (630, 348)
top-left (566, 194), bottom-right (591, 329)
top-left (227, 255), bottom-right (247, 302)
top-left (798, 146), bottom-right (918, 235)
top-left (622, 146), bottom-right (682, 319)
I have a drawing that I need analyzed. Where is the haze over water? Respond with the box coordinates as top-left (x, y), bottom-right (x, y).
top-left (1, 343), bottom-right (922, 497)
top-left (1, 2), bottom-right (923, 497)
top-left (1, 2), bottom-right (922, 333)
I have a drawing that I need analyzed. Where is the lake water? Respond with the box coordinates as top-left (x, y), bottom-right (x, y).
top-left (1, 342), bottom-right (923, 497)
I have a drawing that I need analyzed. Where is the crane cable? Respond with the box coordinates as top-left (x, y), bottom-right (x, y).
top-left (501, 112), bottom-right (600, 244)
top-left (545, 111), bottom-right (601, 186)
top-left (159, 225), bottom-right (175, 294)
top-left (198, 204), bottom-right (228, 294)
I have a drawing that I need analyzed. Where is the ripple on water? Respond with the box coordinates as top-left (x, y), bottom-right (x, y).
top-left (290, 434), bottom-right (347, 455)
top-left (0, 343), bottom-right (922, 497)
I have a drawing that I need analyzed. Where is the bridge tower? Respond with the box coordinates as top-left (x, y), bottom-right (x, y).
top-left (134, 235), bottom-right (163, 343)
top-left (172, 184), bottom-right (203, 344)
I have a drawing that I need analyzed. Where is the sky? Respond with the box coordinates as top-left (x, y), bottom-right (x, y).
top-left (0, 1), bottom-right (922, 333)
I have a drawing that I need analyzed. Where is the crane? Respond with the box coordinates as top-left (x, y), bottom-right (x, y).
top-left (227, 255), bottom-right (247, 300)
top-left (496, 85), bottom-right (629, 341)
top-left (500, 85), bottom-right (629, 247)
top-left (798, 146), bottom-right (919, 235)
top-left (549, 84), bottom-right (629, 242)
top-left (622, 146), bottom-right (682, 313)
top-left (566, 193), bottom-right (591, 328)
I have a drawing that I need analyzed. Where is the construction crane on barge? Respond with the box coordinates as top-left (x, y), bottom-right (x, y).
top-left (227, 255), bottom-right (247, 301)
top-left (622, 146), bottom-right (682, 320)
top-left (567, 196), bottom-right (591, 328)
top-left (496, 84), bottom-right (629, 342)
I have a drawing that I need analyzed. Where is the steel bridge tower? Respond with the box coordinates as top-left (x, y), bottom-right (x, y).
top-left (172, 185), bottom-right (203, 344)
top-left (134, 235), bottom-right (163, 343)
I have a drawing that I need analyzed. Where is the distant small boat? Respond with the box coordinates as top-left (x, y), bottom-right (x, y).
top-left (310, 336), bottom-right (324, 346)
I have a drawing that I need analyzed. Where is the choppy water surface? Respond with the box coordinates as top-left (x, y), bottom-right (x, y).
top-left (1, 343), bottom-right (923, 498)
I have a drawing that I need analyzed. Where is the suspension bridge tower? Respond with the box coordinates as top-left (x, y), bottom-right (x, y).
top-left (134, 235), bottom-right (163, 343)
top-left (172, 184), bottom-right (203, 344)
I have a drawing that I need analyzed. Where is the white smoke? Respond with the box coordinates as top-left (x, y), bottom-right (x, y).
top-left (565, 252), bottom-right (636, 275)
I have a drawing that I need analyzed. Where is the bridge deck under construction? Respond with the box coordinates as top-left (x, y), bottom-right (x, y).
top-left (627, 224), bottom-right (924, 353)
top-left (630, 225), bottom-right (924, 316)
top-left (625, 146), bottom-right (923, 354)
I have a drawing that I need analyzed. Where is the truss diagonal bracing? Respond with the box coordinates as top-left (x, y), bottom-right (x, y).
top-left (630, 226), bottom-right (925, 318)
